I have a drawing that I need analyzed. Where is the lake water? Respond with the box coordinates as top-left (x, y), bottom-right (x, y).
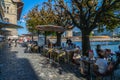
top-left (63, 41), bottom-right (120, 57)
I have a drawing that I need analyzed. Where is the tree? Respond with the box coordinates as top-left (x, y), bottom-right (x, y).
top-left (54, 0), bottom-right (120, 56)
top-left (26, 5), bottom-right (40, 41)
top-left (44, 0), bottom-right (72, 46)
top-left (54, 4), bottom-right (72, 47)
top-left (26, 4), bottom-right (57, 43)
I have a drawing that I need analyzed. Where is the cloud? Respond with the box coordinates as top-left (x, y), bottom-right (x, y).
top-left (20, 19), bottom-right (26, 23)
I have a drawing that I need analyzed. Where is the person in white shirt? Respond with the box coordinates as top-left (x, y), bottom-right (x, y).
top-left (95, 49), bottom-right (108, 74)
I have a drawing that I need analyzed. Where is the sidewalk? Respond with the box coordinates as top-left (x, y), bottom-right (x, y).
top-left (1, 43), bottom-right (120, 80)
top-left (0, 43), bottom-right (86, 80)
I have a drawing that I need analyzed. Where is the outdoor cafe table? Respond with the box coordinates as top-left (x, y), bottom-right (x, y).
top-left (80, 57), bottom-right (96, 80)
top-left (65, 49), bottom-right (75, 63)
top-left (44, 48), bottom-right (66, 62)
top-left (54, 49), bottom-right (66, 63)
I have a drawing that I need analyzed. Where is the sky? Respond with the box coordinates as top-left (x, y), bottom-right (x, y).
top-left (17, 0), bottom-right (80, 35)
top-left (18, 0), bottom-right (47, 35)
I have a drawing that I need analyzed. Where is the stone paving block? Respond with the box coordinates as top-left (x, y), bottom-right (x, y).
top-left (0, 44), bottom-right (87, 80)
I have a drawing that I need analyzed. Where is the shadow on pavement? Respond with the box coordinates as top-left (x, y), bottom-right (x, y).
top-left (0, 44), bottom-right (43, 80)
top-left (52, 61), bottom-right (82, 78)
top-left (39, 57), bottom-right (82, 79)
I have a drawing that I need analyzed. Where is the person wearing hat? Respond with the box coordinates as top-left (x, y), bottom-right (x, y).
top-left (66, 38), bottom-right (72, 48)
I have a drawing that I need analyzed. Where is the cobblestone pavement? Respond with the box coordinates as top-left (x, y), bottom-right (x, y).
top-left (0, 44), bottom-right (86, 80)
top-left (1, 43), bottom-right (120, 80)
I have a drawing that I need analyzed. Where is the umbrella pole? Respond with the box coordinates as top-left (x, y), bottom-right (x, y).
top-left (44, 31), bottom-right (47, 45)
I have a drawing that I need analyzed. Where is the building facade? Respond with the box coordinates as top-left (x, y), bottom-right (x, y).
top-left (0, 0), bottom-right (4, 22)
top-left (0, 0), bottom-right (5, 35)
top-left (3, 0), bottom-right (23, 39)
top-left (67, 26), bottom-right (120, 37)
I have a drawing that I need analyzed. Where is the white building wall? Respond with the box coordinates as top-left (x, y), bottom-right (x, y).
top-left (4, 0), bottom-right (18, 39)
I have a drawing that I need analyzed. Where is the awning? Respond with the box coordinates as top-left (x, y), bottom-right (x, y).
top-left (0, 21), bottom-right (6, 28)
top-left (0, 29), bottom-right (11, 33)
top-left (4, 23), bottom-right (23, 28)
top-left (0, 21), bottom-right (23, 29)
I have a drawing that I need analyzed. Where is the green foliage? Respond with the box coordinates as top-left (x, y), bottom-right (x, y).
top-left (54, 0), bottom-right (120, 32)
top-left (54, 0), bottom-right (120, 56)
top-left (26, 4), bottom-right (57, 35)
top-left (96, 0), bottom-right (120, 31)
top-left (26, 0), bottom-right (120, 34)
top-left (43, 31), bottom-right (56, 36)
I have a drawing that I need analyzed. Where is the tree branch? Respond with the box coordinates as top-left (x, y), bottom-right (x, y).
top-left (73, 0), bottom-right (86, 27)
top-left (89, 0), bottom-right (120, 31)
top-left (106, 14), bottom-right (120, 20)
top-left (57, 1), bottom-right (80, 29)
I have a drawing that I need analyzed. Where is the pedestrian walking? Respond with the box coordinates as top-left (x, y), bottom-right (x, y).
top-left (8, 38), bottom-right (11, 48)
top-left (15, 39), bottom-right (17, 47)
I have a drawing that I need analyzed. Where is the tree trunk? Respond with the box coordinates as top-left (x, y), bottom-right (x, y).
top-left (56, 32), bottom-right (62, 47)
top-left (81, 31), bottom-right (91, 56)
top-left (44, 32), bottom-right (47, 45)
top-left (37, 31), bottom-right (40, 45)
top-left (31, 35), bottom-right (34, 41)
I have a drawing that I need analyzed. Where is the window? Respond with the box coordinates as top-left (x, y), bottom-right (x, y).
top-left (4, 18), bottom-right (9, 22)
top-left (6, 6), bottom-right (9, 13)
top-left (4, 3), bottom-right (11, 13)
top-left (4, 6), bottom-right (9, 13)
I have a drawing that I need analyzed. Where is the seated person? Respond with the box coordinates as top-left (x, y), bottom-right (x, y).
top-left (105, 48), bottom-right (111, 54)
top-left (79, 56), bottom-right (89, 75)
top-left (28, 43), bottom-right (32, 52)
top-left (96, 44), bottom-right (102, 57)
top-left (115, 45), bottom-right (120, 54)
top-left (73, 47), bottom-right (81, 65)
top-left (88, 50), bottom-right (94, 60)
top-left (66, 38), bottom-right (72, 48)
top-left (105, 49), bottom-right (117, 63)
top-left (94, 49), bottom-right (108, 74)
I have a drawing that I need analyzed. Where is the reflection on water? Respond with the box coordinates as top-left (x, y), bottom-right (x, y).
top-left (91, 41), bottom-right (120, 46)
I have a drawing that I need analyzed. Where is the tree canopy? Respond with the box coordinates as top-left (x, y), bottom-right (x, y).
top-left (26, 0), bottom-right (120, 56)
top-left (53, 0), bottom-right (120, 56)
top-left (26, 4), bottom-right (57, 34)
top-left (54, 0), bottom-right (120, 31)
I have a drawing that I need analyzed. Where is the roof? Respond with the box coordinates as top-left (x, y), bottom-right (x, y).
top-left (0, 21), bottom-right (23, 29)
top-left (12, 0), bottom-right (24, 20)
top-left (12, 0), bottom-right (22, 3)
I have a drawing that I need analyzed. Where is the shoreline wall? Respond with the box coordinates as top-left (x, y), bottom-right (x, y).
top-left (49, 36), bottom-right (120, 42)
